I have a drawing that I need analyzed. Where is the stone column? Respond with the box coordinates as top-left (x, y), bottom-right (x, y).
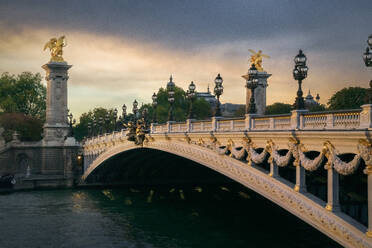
top-left (246, 71), bottom-right (271, 115)
top-left (166, 121), bottom-right (175, 133)
top-left (294, 164), bottom-right (306, 192)
top-left (360, 104), bottom-right (372, 129)
top-left (269, 159), bottom-right (279, 178)
top-left (212, 117), bottom-right (222, 132)
top-left (290, 109), bottom-right (308, 130)
top-left (325, 163), bottom-right (340, 212)
top-left (245, 114), bottom-right (255, 130)
top-left (364, 165), bottom-right (372, 237)
top-left (186, 119), bottom-right (194, 132)
top-left (42, 62), bottom-right (72, 145)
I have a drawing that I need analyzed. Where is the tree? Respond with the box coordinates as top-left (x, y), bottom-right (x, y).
top-left (233, 105), bottom-right (245, 117)
top-left (327, 87), bottom-right (367, 110)
top-left (265, 102), bottom-right (292, 115)
top-left (0, 72), bottom-right (46, 120)
top-left (308, 104), bottom-right (326, 112)
top-left (73, 107), bottom-right (117, 141)
top-left (74, 86), bottom-right (212, 140)
top-left (0, 113), bottom-right (43, 142)
top-left (149, 86), bottom-right (211, 123)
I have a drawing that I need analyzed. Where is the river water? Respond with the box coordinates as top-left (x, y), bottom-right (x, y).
top-left (0, 185), bottom-right (341, 248)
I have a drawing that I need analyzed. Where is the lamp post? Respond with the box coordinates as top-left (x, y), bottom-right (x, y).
top-left (122, 104), bottom-right (127, 129)
top-left (112, 108), bottom-right (118, 131)
top-left (92, 118), bottom-right (97, 136)
top-left (293, 50), bottom-right (308, 110)
top-left (99, 117), bottom-right (104, 135)
top-left (186, 81), bottom-right (196, 119)
top-left (152, 92), bottom-right (158, 123)
top-left (167, 75), bottom-right (175, 121)
top-left (245, 64), bottom-right (259, 114)
top-left (87, 122), bottom-right (92, 137)
top-left (104, 112), bottom-right (111, 133)
top-left (142, 107), bottom-right (148, 128)
top-left (214, 74), bottom-right (223, 117)
top-left (67, 111), bottom-right (76, 137)
top-left (133, 99), bottom-right (138, 122)
top-left (363, 34), bottom-right (372, 103)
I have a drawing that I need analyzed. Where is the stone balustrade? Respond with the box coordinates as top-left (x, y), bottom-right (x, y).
top-left (145, 106), bottom-right (369, 134)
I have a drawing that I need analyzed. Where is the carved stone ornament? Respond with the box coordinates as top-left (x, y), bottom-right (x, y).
top-left (82, 134), bottom-right (372, 248)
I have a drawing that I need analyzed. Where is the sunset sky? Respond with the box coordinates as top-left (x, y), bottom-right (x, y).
top-left (0, 0), bottom-right (371, 117)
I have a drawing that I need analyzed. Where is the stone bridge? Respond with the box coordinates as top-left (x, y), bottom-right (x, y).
top-left (83, 107), bottom-right (372, 248)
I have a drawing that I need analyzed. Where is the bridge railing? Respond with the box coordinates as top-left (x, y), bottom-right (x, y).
top-left (85, 105), bottom-right (370, 141)
top-left (149, 106), bottom-right (368, 134)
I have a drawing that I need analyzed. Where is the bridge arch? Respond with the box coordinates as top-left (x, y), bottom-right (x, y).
top-left (83, 139), bottom-right (369, 248)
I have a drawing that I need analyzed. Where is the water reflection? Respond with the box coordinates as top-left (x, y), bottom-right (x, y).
top-left (0, 184), bottom-right (341, 248)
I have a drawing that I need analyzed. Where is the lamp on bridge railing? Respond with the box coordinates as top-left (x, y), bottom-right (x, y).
top-left (133, 100), bottom-right (138, 121)
top-left (67, 110), bottom-right (76, 137)
top-left (87, 122), bottom-right (92, 137)
top-left (363, 34), bottom-right (372, 104)
top-left (142, 107), bottom-right (148, 128)
top-left (167, 75), bottom-right (175, 121)
top-left (245, 64), bottom-right (259, 114)
top-left (186, 81), bottom-right (196, 119)
top-left (152, 92), bottom-right (158, 123)
top-left (213, 74), bottom-right (223, 117)
top-left (92, 118), bottom-right (97, 136)
top-left (98, 117), bottom-right (103, 135)
top-left (105, 112), bottom-right (111, 133)
top-left (113, 108), bottom-right (118, 131)
top-left (293, 49), bottom-right (308, 110)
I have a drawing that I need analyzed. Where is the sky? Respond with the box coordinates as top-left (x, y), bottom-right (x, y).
top-left (0, 0), bottom-right (371, 117)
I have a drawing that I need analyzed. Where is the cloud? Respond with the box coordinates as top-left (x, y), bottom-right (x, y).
top-left (0, 15), bottom-right (370, 118)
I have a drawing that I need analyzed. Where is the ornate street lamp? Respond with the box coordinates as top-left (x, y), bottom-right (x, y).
top-left (363, 34), bottom-right (372, 104)
top-left (87, 122), bottom-right (92, 137)
top-left (67, 111), bottom-right (76, 137)
top-left (293, 49), bottom-right (308, 110)
top-left (105, 112), bottom-right (110, 133)
top-left (167, 75), bottom-right (175, 121)
top-left (113, 108), bottom-right (118, 131)
top-left (186, 81), bottom-right (196, 119)
top-left (142, 107), bottom-right (148, 128)
top-left (245, 64), bottom-right (259, 114)
top-left (99, 117), bottom-right (104, 135)
top-left (92, 118), bottom-right (97, 136)
top-left (214, 74), bottom-right (223, 117)
top-left (364, 47), bottom-right (372, 67)
top-left (152, 92), bottom-right (158, 123)
top-left (133, 99), bottom-right (138, 122)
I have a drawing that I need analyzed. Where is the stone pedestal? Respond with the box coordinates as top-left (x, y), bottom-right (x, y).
top-left (246, 71), bottom-right (271, 115)
top-left (290, 109), bottom-right (308, 130)
top-left (360, 104), bottom-right (372, 129)
top-left (42, 62), bottom-right (72, 145)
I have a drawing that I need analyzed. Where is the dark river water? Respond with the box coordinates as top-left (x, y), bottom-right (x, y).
top-left (0, 185), bottom-right (341, 248)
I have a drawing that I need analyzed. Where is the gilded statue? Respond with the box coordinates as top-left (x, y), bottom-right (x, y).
top-left (43, 36), bottom-right (67, 62)
top-left (248, 49), bottom-right (270, 72)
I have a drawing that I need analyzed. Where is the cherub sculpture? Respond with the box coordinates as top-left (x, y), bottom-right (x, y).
top-left (124, 121), bottom-right (137, 142)
top-left (248, 49), bottom-right (270, 72)
top-left (43, 36), bottom-right (67, 62)
top-left (135, 119), bottom-right (146, 145)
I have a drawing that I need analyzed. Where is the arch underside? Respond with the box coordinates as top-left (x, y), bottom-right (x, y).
top-left (83, 140), bottom-right (370, 248)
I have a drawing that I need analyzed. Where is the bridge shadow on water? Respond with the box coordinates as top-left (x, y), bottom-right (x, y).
top-left (83, 148), bottom-right (345, 247)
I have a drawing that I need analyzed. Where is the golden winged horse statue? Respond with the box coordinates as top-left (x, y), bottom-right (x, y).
top-left (248, 49), bottom-right (270, 72)
top-left (43, 36), bottom-right (67, 62)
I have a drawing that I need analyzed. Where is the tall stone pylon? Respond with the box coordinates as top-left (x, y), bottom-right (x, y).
top-left (246, 71), bottom-right (271, 115)
top-left (42, 62), bottom-right (72, 145)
